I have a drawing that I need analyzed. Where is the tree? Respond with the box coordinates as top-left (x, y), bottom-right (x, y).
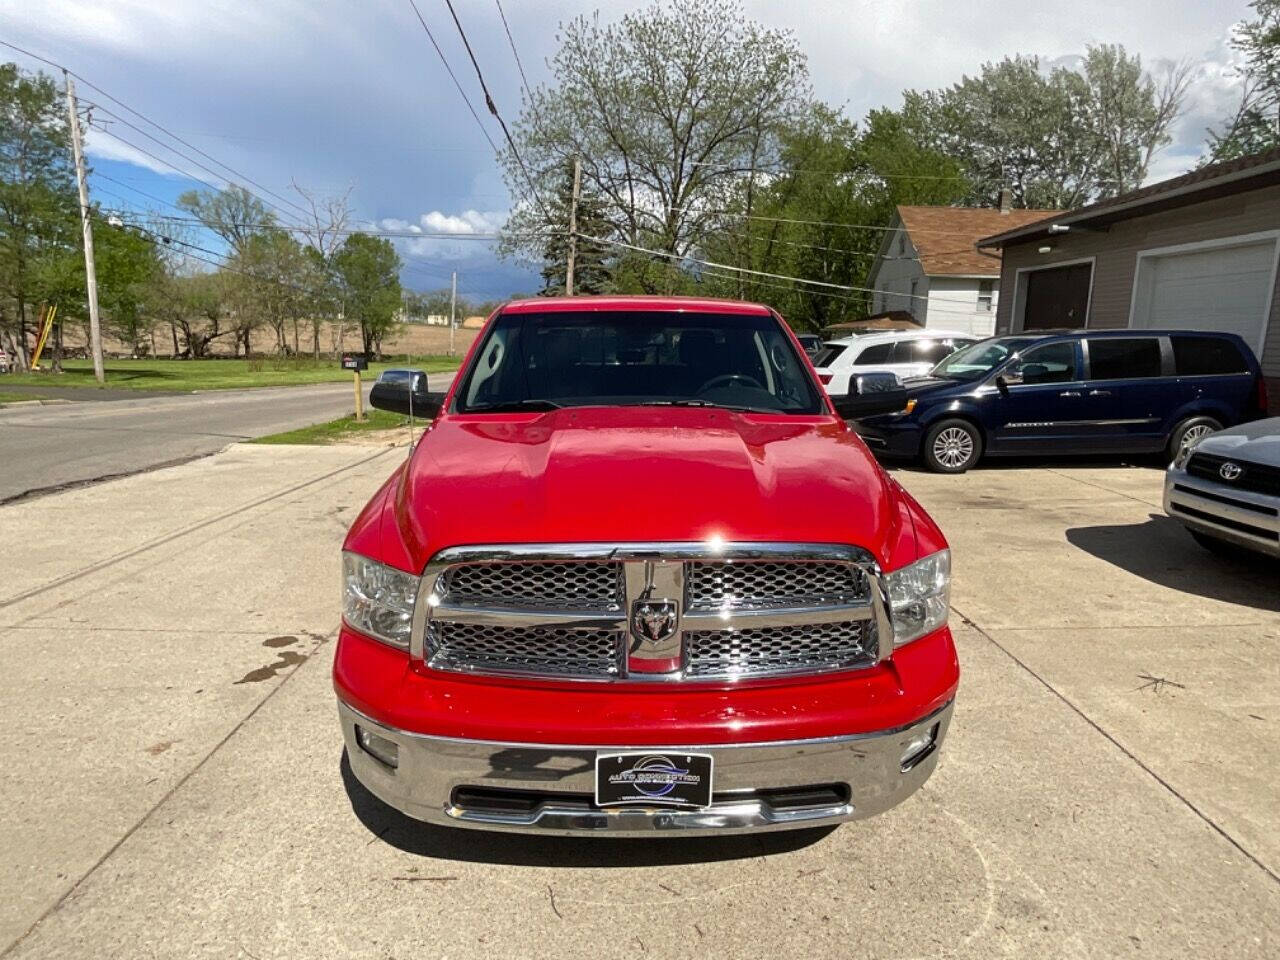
top-left (332, 232), bottom-right (402, 358)
top-left (0, 62), bottom-right (77, 370)
top-left (1207, 1), bottom-right (1280, 160)
top-left (176, 185), bottom-right (276, 254)
top-left (291, 181), bottom-right (350, 358)
top-left (228, 228), bottom-right (312, 354)
top-left (499, 0), bottom-right (811, 282)
top-left (695, 104), bottom-right (969, 328)
top-left (539, 161), bottom-right (612, 295)
top-left (86, 220), bottom-right (163, 354)
top-left (902, 47), bottom-right (1187, 209)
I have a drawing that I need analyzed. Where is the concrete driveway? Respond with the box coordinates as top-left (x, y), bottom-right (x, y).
top-left (0, 449), bottom-right (1276, 958)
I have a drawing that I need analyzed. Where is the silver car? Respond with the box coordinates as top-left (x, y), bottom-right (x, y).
top-left (1164, 417), bottom-right (1280, 559)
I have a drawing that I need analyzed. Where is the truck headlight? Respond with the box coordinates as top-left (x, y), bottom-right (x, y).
top-left (1172, 436), bottom-right (1203, 470)
top-left (886, 549), bottom-right (950, 646)
top-left (342, 552), bottom-right (419, 649)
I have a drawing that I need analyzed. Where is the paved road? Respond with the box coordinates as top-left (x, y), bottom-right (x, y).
top-left (0, 448), bottom-right (1276, 958)
top-left (0, 376), bottom-right (454, 501)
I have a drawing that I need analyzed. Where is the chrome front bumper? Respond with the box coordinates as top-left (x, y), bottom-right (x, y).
top-left (1164, 466), bottom-right (1280, 557)
top-left (338, 699), bottom-right (953, 836)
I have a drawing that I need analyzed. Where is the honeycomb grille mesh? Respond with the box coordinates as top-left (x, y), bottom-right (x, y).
top-left (443, 561), bottom-right (624, 609)
top-left (685, 621), bottom-right (876, 678)
top-left (686, 561), bottom-right (865, 610)
top-left (427, 621), bottom-right (622, 677)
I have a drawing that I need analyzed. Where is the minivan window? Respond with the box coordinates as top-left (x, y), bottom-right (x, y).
top-left (1002, 341), bottom-right (1077, 385)
top-left (1088, 338), bottom-right (1162, 380)
top-left (931, 336), bottom-right (1036, 381)
top-left (855, 342), bottom-right (893, 364)
top-left (1172, 335), bottom-right (1249, 376)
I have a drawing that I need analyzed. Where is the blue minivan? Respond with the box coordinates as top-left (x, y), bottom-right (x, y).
top-left (853, 330), bottom-right (1268, 473)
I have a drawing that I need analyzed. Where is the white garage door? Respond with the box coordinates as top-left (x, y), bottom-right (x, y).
top-left (1131, 236), bottom-right (1277, 356)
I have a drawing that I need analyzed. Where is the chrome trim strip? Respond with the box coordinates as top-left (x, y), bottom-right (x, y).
top-left (682, 601), bottom-right (874, 629)
top-left (429, 603), bottom-right (627, 631)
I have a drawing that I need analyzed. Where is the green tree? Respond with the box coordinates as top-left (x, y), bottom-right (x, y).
top-left (332, 232), bottom-right (402, 358)
top-left (228, 228), bottom-right (313, 354)
top-left (539, 161), bottom-right (612, 295)
top-left (903, 47), bottom-right (1188, 208)
top-left (1208, 1), bottom-right (1280, 160)
top-left (0, 62), bottom-right (77, 369)
top-left (176, 185), bottom-right (276, 254)
top-left (696, 104), bottom-right (968, 328)
top-left (499, 0), bottom-right (811, 282)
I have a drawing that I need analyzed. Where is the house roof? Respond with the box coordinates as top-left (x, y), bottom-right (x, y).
top-left (897, 205), bottom-right (1059, 276)
top-left (978, 146), bottom-right (1280, 249)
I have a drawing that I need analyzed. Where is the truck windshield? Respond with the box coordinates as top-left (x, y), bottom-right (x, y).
top-left (930, 336), bottom-right (1038, 382)
top-left (454, 310), bottom-right (825, 414)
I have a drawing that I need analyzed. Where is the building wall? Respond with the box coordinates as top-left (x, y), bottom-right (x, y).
top-left (871, 230), bottom-right (927, 320)
top-left (925, 277), bottom-right (999, 337)
top-left (994, 184), bottom-right (1280, 408)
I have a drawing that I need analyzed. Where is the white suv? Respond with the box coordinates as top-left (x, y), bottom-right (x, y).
top-left (813, 330), bottom-right (977, 395)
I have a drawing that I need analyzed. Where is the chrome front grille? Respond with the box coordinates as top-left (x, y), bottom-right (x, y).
top-left (444, 561), bottom-right (624, 609)
top-left (687, 560), bottom-right (865, 610)
top-left (427, 621), bottom-right (623, 678)
top-left (414, 544), bottom-right (887, 682)
top-left (686, 621), bottom-right (875, 679)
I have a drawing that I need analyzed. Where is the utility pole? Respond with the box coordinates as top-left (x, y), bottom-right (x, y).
top-left (65, 72), bottom-right (105, 384)
top-left (565, 156), bottom-right (581, 296)
top-left (449, 271), bottom-right (457, 356)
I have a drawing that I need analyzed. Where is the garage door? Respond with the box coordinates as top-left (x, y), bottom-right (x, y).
top-left (1131, 237), bottom-right (1277, 355)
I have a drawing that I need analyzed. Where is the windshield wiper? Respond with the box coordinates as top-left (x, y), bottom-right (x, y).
top-left (467, 399), bottom-right (563, 413)
top-left (636, 399), bottom-right (717, 407)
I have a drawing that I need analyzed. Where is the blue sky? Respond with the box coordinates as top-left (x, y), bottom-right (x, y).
top-left (1, 0), bottom-right (1254, 302)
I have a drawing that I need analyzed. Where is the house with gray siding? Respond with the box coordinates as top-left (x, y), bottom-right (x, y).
top-left (867, 201), bottom-right (1056, 337)
top-left (979, 147), bottom-right (1280, 413)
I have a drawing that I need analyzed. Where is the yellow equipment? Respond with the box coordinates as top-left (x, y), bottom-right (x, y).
top-left (30, 302), bottom-right (58, 370)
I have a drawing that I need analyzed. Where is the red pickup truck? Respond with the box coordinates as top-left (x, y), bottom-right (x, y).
top-left (336, 296), bottom-right (958, 835)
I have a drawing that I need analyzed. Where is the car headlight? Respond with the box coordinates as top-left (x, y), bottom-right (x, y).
top-left (342, 552), bottom-right (420, 649)
top-left (885, 549), bottom-right (950, 646)
top-left (1172, 436), bottom-right (1204, 470)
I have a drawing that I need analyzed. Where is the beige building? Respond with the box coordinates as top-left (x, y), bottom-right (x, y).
top-left (979, 147), bottom-right (1280, 413)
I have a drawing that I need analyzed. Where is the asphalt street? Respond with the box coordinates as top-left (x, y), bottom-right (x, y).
top-left (0, 446), bottom-right (1276, 958)
top-left (0, 375), bottom-right (455, 501)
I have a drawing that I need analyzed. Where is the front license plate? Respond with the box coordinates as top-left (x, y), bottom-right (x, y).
top-left (595, 752), bottom-right (714, 808)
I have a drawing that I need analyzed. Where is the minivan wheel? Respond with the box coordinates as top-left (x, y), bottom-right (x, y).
top-left (1168, 416), bottom-right (1222, 462)
top-left (922, 419), bottom-right (982, 473)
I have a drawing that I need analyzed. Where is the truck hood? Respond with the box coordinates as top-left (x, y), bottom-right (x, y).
top-left (388, 406), bottom-right (902, 567)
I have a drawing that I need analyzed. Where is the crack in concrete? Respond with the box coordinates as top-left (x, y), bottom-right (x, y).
top-left (953, 602), bottom-right (1280, 888)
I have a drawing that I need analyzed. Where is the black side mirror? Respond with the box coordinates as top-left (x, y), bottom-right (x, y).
top-left (994, 375), bottom-right (1011, 398)
top-left (369, 370), bottom-right (445, 419)
top-left (832, 390), bottom-right (911, 420)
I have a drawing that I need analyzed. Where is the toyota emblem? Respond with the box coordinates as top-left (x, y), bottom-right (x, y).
top-left (1219, 462), bottom-right (1243, 481)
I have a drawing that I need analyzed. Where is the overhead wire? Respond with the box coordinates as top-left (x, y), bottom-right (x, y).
top-left (438, 0), bottom-right (554, 223)
top-left (403, 0), bottom-right (500, 154)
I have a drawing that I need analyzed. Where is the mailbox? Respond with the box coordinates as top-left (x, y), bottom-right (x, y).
top-left (341, 353), bottom-right (369, 372)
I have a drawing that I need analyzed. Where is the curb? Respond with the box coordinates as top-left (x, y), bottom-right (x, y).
top-left (0, 398), bottom-right (74, 408)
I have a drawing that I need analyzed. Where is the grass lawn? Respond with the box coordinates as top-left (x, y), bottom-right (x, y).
top-left (248, 408), bottom-right (416, 445)
top-left (0, 391), bottom-right (36, 406)
top-left (2, 356), bottom-right (457, 393)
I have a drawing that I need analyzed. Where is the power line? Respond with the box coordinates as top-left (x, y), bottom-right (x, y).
top-left (438, 0), bottom-right (553, 223)
top-left (586, 233), bottom-right (985, 306)
top-left (403, 0), bottom-right (500, 154)
top-left (0, 40), bottom-right (311, 224)
top-left (665, 203), bottom-right (1009, 237)
top-left (495, 0), bottom-right (541, 126)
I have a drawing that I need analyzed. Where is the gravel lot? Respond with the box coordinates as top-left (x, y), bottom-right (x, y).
top-left (0, 446), bottom-right (1276, 959)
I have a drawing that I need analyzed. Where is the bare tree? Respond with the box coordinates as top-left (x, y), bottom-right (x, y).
top-left (290, 180), bottom-right (351, 359)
